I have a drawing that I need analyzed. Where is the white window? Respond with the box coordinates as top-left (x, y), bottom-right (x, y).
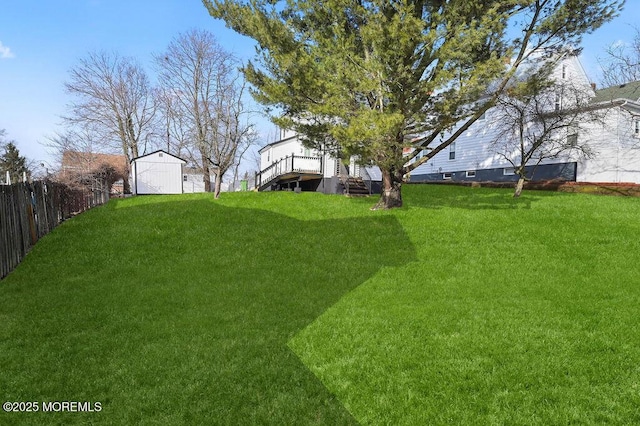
top-left (634, 119), bottom-right (640, 137)
top-left (183, 175), bottom-right (188, 182)
top-left (555, 93), bottom-right (562, 111)
top-left (443, 172), bottom-right (453, 180)
top-left (466, 170), bottom-right (476, 178)
top-left (562, 64), bottom-right (567, 79)
top-left (503, 168), bottom-right (515, 176)
top-left (449, 142), bottom-right (456, 160)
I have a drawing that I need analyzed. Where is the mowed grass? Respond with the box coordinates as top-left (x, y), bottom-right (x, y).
top-left (1, 185), bottom-right (640, 424)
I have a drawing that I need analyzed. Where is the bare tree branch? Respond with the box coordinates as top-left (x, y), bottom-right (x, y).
top-left (63, 51), bottom-right (157, 192)
top-left (490, 69), bottom-right (604, 197)
top-left (598, 26), bottom-right (640, 87)
top-left (155, 30), bottom-right (257, 197)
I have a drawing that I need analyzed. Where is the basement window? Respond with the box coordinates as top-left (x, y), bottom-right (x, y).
top-left (466, 170), bottom-right (476, 178)
top-left (503, 168), bottom-right (515, 176)
top-left (443, 172), bottom-right (453, 180)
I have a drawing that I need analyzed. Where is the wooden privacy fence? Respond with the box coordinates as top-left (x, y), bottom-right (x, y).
top-left (0, 180), bottom-right (109, 279)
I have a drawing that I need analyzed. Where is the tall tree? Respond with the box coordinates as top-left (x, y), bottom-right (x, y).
top-left (208, 78), bottom-right (258, 198)
top-left (155, 29), bottom-right (255, 197)
top-left (599, 26), bottom-right (640, 87)
top-left (64, 51), bottom-right (157, 192)
top-left (204, 0), bottom-right (623, 208)
top-left (490, 59), bottom-right (600, 197)
top-left (0, 130), bottom-right (29, 184)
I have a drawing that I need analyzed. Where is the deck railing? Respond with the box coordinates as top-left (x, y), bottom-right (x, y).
top-left (255, 154), bottom-right (322, 189)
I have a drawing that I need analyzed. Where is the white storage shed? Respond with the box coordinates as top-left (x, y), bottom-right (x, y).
top-left (131, 150), bottom-right (186, 195)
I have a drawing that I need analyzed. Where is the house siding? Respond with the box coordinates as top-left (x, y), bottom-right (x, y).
top-left (576, 108), bottom-right (640, 183)
top-left (410, 55), bottom-right (640, 185)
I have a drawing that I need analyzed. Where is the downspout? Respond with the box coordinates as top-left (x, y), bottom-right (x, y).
top-left (132, 160), bottom-right (137, 195)
top-left (617, 101), bottom-right (628, 183)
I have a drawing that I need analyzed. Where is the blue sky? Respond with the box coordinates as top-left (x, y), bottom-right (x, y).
top-left (1, 0), bottom-right (638, 166)
top-left (0, 0), bottom-right (260, 166)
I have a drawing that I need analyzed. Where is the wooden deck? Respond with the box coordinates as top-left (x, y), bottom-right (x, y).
top-left (256, 155), bottom-right (323, 191)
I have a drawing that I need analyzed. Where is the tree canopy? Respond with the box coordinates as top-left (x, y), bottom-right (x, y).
top-left (204, 0), bottom-right (623, 208)
top-left (63, 51), bottom-right (156, 192)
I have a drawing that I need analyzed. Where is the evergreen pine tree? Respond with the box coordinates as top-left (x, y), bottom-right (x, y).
top-left (204, 0), bottom-right (623, 208)
top-left (0, 130), bottom-right (29, 184)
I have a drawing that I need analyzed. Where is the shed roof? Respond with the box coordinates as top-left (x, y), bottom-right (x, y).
top-left (130, 150), bottom-right (187, 164)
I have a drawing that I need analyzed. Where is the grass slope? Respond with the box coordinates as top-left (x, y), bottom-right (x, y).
top-left (1, 186), bottom-right (640, 424)
top-left (0, 192), bottom-right (414, 425)
top-left (290, 185), bottom-right (640, 424)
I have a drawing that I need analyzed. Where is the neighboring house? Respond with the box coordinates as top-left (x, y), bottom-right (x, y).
top-left (257, 129), bottom-right (382, 194)
top-left (408, 54), bottom-right (640, 184)
top-left (575, 81), bottom-right (640, 183)
top-left (60, 151), bottom-right (128, 195)
top-left (131, 150), bottom-right (186, 195)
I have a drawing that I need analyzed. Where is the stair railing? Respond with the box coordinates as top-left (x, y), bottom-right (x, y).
top-left (255, 154), bottom-right (322, 190)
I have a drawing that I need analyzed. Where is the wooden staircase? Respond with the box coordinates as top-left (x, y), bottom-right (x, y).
top-left (343, 177), bottom-right (370, 195)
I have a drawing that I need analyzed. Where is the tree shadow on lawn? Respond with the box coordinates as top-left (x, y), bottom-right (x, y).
top-left (0, 198), bottom-right (416, 424)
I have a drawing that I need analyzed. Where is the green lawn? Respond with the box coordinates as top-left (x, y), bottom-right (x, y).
top-left (1, 185), bottom-right (640, 424)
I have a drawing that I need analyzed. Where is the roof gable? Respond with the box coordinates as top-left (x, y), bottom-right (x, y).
top-left (130, 150), bottom-right (187, 164)
top-left (258, 135), bottom-right (300, 153)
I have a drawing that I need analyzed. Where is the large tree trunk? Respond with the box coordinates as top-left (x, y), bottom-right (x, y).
top-left (123, 174), bottom-right (132, 194)
top-left (214, 170), bottom-right (222, 199)
top-left (514, 177), bottom-right (525, 198)
top-left (201, 152), bottom-right (211, 192)
top-left (372, 167), bottom-right (403, 210)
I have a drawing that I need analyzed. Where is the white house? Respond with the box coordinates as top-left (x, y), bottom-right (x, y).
top-left (575, 81), bottom-right (640, 183)
top-left (131, 150), bottom-right (186, 195)
top-left (258, 52), bottom-right (640, 190)
top-left (408, 53), bottom-right (640, 184)
top-left (257, 128), bottom-right (382, 194)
